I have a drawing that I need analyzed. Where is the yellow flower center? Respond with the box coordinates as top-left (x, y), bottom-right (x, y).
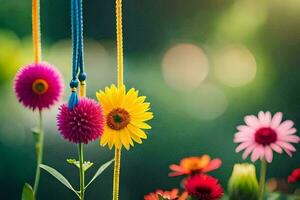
top-left (32, 79), bottom-right (49, 95)
top-left (107, 108), bottom-right (130, 130)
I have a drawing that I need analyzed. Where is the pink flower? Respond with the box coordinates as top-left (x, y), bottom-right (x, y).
top-left (234, 111), bottom-right (300, 163)
top-left (14, 62), bottom-right (64, 110)
top-left (57, 98), bottom-right (105, 144)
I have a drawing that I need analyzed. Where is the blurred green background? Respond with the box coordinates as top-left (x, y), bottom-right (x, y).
top-left (1, 0), bottom-right (300, 199)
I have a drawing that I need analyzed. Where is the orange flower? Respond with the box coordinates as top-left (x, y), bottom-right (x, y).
top-left (169, 155), bottom-right (222, 177)
top-left (144, 189), bottom-right (186, 200)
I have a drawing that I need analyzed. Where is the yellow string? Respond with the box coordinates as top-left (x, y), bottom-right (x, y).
top-left (113, 148), bottom-right (121, 200)
top-left (113, 0), bottom-right (123, 200)
top-left (116, 0), bottom-right (123, 88)
top-left (79, 81), bottom-right (86, 98)
top-left (32, 0), bottom-right (42, 63)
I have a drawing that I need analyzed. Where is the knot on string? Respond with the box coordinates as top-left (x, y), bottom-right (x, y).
top-left (78, 72), bottom-right (86, 98)
top-left (69, 78), bottom-right (79, 88)
top-left (78, 72), bottom-right (87, 82)
top-left (68, 79), bottom-right (79, 110)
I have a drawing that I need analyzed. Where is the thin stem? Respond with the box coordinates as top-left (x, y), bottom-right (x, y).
top-left (78, 143), bottom-right (85, 200)
top-left (33, 110), bottom-right (44, 195)
top-left (259, 159), bottom-right (267, 200)
top-left (113, 148), bottom-right (121, 200)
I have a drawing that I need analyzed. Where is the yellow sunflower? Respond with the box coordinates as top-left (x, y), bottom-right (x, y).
top-left (96, 84), bottom-right (153, 150)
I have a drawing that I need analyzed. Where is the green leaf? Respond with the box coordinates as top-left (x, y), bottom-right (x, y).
top-left (40, 164), bottom-right (79, 197)
top-left (85, 159), bottom-right (114, 189)
top-left (31, 128), bottom-right (40, 143)
top-left (158, 194), bottom-right (169, 200)
top-left (67, 159), bottom-right (94, 172)
top-left (21, 183), bottom-right (35, 200)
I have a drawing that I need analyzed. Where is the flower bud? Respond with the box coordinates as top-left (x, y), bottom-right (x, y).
top-left (228, 163), bottom-right (259, 200)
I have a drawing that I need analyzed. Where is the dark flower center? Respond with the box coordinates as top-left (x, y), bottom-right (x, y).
top-left (255, 127), bottom-right (277, 145)
top-left (32, 79), bottom-right (48, 95)
top-left (107, 108), bottom-right (130, 130)
top-left (196, 186), bottom-right (211, 195)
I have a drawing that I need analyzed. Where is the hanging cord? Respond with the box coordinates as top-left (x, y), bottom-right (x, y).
top-left (32, 0), bottom-right (42, 63)
top-left (68, 0), bottom-right (86, 109)
top-left (77, 0), bottom-right (87, 97)
top-left (116, 0), bottom-right (123, 88)
top-left (113, 0), bottom-right (123, 200)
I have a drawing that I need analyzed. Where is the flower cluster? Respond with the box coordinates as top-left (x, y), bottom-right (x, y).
top-left (144, 189), bottom-right (180, 200)
top-left (145, 155), bottom-right (223, 200)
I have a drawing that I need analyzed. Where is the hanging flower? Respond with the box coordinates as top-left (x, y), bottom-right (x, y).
top-left (228, 163), bottom-right (259, 200)
top-left (96, 84), bottom-right (153, 150)
top-left (234, 111), bottom-right (300, 163)
top-left (169, 155), bottom-right (222, 177)
top-left (57, 98), bottom-right (105, 144)
top-left (288, 168), bottom-right (300, 184)
top-left (14, 62), bottom-right (64, 110)
top-left (144, 189), bottom-right (179, 200)
top-left (184, 174), bottom-right (224, 200)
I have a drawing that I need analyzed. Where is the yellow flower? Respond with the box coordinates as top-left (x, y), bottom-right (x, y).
top-left (96, 84), bottom-right (153, 150)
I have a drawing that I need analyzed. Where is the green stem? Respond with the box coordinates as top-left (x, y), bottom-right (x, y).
top-left (259, 159), bottom-right (267, 200)
top-left (33, 110), bottom-right (44, 195)
top-left (78, 143), bottom-right (85, 200)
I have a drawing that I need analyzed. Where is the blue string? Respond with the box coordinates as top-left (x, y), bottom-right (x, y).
top-left (68, 0), bottom-right (80, 110)
top-left (71, 0), bottom-right (79, 80)
top-left (78, 0), bottom-right (86, 81)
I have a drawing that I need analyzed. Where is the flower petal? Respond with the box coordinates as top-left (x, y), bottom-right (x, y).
top-left (277, 120), bottom-right (294, 133)
top-left (270, 143), bottom-right (283, 154)
top-left (271, 112), bottom-right (282, 128)
top-left (264, 146), bottom-right (273, 163)
top-left (235, 141), bottom-right (253, 152)
top-left (277, 141), bottom-right (296, 152)
top-left (251, 145), bottom-right (261, 162)
top-left (242, 145), bottom-right (255, 160)
top-left (244, 115), bottom-right (260, 128)
top-left (202, 159), bottom-right (222, 173)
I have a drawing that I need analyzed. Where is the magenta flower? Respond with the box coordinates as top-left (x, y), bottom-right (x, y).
top-left (57, 98), bottom-right (105, 144)
top-left (14, 62), bottom-right (64, 110)
top-left (234, 111), bottom-right (300, 163)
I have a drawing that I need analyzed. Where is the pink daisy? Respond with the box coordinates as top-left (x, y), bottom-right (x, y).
top-left (14, 62), bottom-right (64, 110)
top-left (57, 98), bottom-right (105, 144)
top-left (234, 111), bottom-right (300, 163)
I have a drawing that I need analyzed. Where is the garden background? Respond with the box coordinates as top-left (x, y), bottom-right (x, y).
top-left (0, 0), bottom-right (300, 199)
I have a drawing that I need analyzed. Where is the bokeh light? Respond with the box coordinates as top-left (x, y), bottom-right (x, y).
top-left (184, 83), bottom-right (228, 120)
top-left (162, 43), bottom-right (209, 91)
top-left (0, 29), bottom-right (31, 85)
top-left (213, 45), bottom-right (257, 87)
top-left (217, 0), bottom-right (268, 40)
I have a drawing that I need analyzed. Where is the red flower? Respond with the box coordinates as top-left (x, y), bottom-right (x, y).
top-left (169, 155), bottom-right (222, 177)
top-left (288, 168), bottom-right (300, 183)
top-left (184, 174), bottom-right (224, 200)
